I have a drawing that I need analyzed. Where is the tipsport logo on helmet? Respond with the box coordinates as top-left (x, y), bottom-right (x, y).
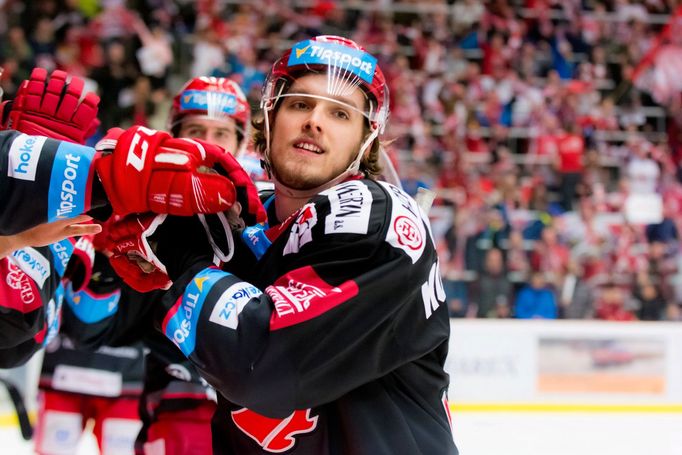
top-left (288, 40), bottom-right (377, 84)
top-left (180, 90), bottom-right (238, 115)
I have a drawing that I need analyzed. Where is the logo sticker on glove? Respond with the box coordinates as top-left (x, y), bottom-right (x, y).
top-left (125, 126), bottom-right (154, 172)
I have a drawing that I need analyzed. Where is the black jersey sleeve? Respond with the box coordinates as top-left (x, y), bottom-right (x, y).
top-left (59, 252), bottom-right (160, 350)
top-left (0, 130), bottom-right (99, 235)
top-left (156, 180), bottom-right (450, 418)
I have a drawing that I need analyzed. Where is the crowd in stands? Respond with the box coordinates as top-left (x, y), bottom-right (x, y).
top-left (1, 0), bottom-right (681, 322)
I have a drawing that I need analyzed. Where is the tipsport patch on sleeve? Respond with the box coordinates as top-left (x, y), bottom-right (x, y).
top-left (49, 239), bottom-right (74, 278)
top-left (287, 40), bottom-right (377, 84)
top-left (163, 268), bottom-right (226, 357)
top-left (47, 142), bottom-right (95, 222)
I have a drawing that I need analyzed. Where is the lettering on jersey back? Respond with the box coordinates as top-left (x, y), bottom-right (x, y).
top-left (322, 180), bottom-right (372, 235)
top-left (266, 266), bottom-right (358, 330)
top-left (421, 261), bottom-right (445, 319)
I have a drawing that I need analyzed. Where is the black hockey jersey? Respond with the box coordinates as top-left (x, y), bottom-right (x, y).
top-left (58, 254), bottom-right (214, 446)
top-left (40, 252), bottom-right (146, 399)
top-left (158, 179), bottom-right (457, 454)
top-left (0, 130), bottom-right (102, 367)
top-left (0, 238), bottom-right (78, 367)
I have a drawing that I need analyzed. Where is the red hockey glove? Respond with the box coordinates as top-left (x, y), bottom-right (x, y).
top-left (206, 148), bottom-right (267, 226)
top-left (106, 211), bottom-right (239, 290)
top-left (94, 126), bottom-right (239, 216)
top-left (106, 213), bottom-right (172, 292)
top-left (0, 68), bottom-right (100, 144)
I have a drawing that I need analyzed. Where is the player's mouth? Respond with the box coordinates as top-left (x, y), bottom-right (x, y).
top-left (293, 139), bottom-right (324, 154)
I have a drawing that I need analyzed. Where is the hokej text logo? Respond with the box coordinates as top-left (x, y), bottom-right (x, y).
top-left (180, 90), bottom-right (238, 115)
top-left (7, 134), bottom-right (46, 181)
top-left (11, 247), bottom-right (50, 288)
top-left (209, 282), bottom-right (262, 330)
top-left (287, 40), bottom-right (377, 84)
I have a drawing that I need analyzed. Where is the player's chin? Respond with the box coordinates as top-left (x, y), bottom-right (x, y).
top-left (276, 169), bottom-right (324, 191)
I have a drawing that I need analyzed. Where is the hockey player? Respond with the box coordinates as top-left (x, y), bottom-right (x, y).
top-left (35, 231), bottom-right (146, 455)
top-left (0, 68), bottom-right (264, 369)
top-left (112, 36), bottom-right (458, 454)
top-left (62, 77), bottom-right (262, 455)
top-left (138, 77), bottom-right (255, 455)
top-left (18, 77), bottom-right (146, 455)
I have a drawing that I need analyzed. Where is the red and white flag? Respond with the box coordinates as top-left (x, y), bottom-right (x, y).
top-left (631, 6), bottom-right (682, 104)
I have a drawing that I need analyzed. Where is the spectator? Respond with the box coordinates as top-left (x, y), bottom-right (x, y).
top-left (514, 271), bottom-right (559, 319)
top-left (633, 272), bottom-right (667, 321)
top-left (470, 248), bottom-right (513, 318)
top-left (595, 281), bottom-right (637, 321)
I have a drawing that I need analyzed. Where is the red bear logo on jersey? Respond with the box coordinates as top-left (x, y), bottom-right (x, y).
top-left (231, 408), bottom-right (318, 453)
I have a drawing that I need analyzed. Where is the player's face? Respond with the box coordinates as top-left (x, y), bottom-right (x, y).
top-left (178, 117), bottom-right (240, 155)
top-left (269, 73), bottom-right (366, 190)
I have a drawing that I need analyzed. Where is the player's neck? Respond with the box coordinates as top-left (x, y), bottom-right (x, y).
top-left (273, 188), bottom-right (310, 223)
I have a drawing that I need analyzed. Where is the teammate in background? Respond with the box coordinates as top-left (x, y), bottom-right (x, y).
top-left (140, 76), bottom-right (255, 455)
top-left (63, 77), bottom-right (261, 455)
top-left (12, 73), bottom-right (147, 455)
top-left (35, 231), bottom-right (146, 455)
top-left (0, 68), bottom-right (251, 238)
top-left (167, 76), bottom-right (269, 186)
top-left (113, 35), bottom-right (458, 454)
top-left (0, 68), bottom-right (263, 370)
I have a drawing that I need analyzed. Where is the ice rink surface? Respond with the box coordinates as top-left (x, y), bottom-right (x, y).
top-left (1, 408), bottom-right (681, 454)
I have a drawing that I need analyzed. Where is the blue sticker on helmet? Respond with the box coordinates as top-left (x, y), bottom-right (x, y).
top-left (180, 90), bottom-right (238, 115)
top-left (287, 40), bottom-right (376, 84)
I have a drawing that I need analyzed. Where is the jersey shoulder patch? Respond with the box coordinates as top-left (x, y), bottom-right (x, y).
top-left (379, 181), bottom-right (428, 264)
top-left (319, 180), bottom-right (373, 235)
